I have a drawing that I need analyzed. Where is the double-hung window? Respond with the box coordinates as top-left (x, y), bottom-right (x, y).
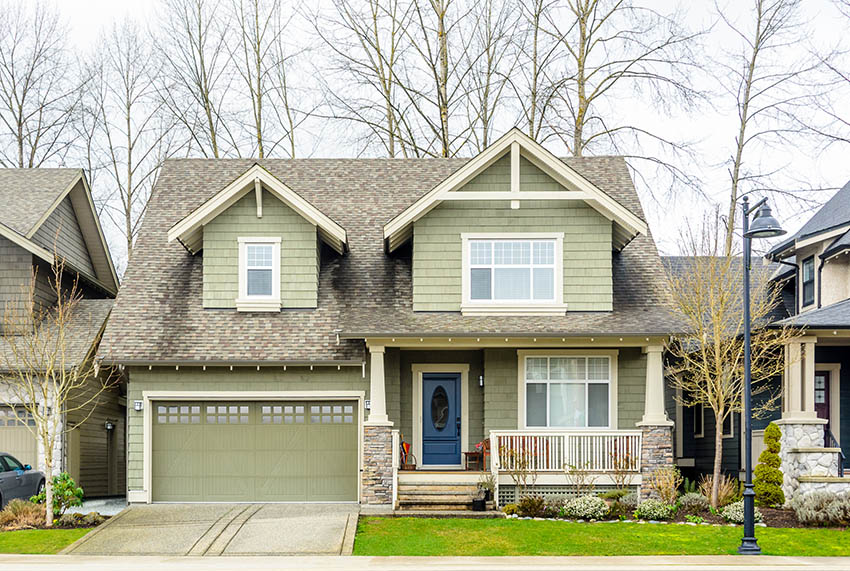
top-left (801, 256), bottom-right (815, 307)
top-left (236, 237), bottom-right (281, 312)
top-left (523, 355), bottom-right (612, 428)
top-left (462, 234), bottom-right (564, 314)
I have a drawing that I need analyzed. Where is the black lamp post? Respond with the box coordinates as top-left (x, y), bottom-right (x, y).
top-left (739, 195), bottom-right (786, 555)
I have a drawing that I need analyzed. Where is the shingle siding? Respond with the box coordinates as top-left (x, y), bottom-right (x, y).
top-left (618, 348), bottom-right (646, 429)
top-left (483, 349), bottom-right (519, 433)
top-left (32, 196), bottom-right (95, 277)
top-left (412, 158), bottom-right (613, 312)
top-left (0, 236), bottom-right (32, 332)
top-left (202, 189), bottom-right (318, 309)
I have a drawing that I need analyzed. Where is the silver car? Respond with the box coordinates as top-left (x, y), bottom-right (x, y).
top-left (0, 453), bottom-right (45, 508)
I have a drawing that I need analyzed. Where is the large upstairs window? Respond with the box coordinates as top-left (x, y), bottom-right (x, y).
top-left (801, 255), bottom-right (815, 307)
top-left (462, 233), bottom-right (565, 315)
top-left (236, 237), bottom-right (281, 312)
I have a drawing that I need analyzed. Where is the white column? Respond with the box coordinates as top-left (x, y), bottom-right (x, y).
top-left (366, 346), bottom-right (391, 425)
top-left (782, 339), bottom-right (819, 421)
top-left (784, 341), bottom-right (802, 418)
top-left (637, 345), bottom-right (673, 426)
top-left (803, 341), bottom-right (816, 418)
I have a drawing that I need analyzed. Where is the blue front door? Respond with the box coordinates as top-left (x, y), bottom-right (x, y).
top-left (422, 373), bottom-right (461, 465)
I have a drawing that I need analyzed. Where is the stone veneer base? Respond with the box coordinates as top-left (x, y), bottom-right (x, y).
top-left (777, 421), bottom-right (839, 502)
top-left (638, 424), bottom-right (674, 500)
top-left (362, 424), bottom-right (393, 506)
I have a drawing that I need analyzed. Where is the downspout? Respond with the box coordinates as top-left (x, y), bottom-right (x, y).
top-left (817, 256), bottom-right (826, 309)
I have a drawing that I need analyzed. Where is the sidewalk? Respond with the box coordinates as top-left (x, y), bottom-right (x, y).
top-left (1, 555), bottom-right (849, 570)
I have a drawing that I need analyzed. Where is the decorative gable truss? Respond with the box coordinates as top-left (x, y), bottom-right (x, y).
top-left (383, 128), bottom-right (648, 252)
top-left (167, 164), bottom-right (348, 255)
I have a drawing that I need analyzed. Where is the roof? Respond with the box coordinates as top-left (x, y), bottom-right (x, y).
top-left (0, 169), bottom-right (81, 236)
top-left (1, 299), bottom-right (113, 372)
top-left (99, 156), bottom-right (676, 364)
top-left (775, 298), bottom-right (850, 328)
top-left (769, 180), bottom-right (850, 259)
top-left (822, 229), bottom-right (850, 260)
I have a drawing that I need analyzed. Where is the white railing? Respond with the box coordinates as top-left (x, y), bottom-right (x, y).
top-left (490, 430), bottom-right (643, 473)
top-left (391, 429), bottom-right (400, 508)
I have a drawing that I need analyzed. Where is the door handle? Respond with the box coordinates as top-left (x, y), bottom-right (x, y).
top-left (456, 417), bottom-right (461, 437)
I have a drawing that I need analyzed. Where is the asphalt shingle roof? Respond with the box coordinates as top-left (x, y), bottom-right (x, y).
top-left (769, 180), bottom-right (850, 257)
top-left (775, 298), bottom-right (850, 328)
top-left (0, 169), bottom-right (80, 236)
top-left (99, 157), bottom-right (676, 363)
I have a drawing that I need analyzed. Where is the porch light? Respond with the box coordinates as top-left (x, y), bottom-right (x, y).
top-left (104, 421), bottom-right (115, 431)
top-left (479, 375), bottom-right (484, 388)
top-left (133, 400), bottom-right (143, 412)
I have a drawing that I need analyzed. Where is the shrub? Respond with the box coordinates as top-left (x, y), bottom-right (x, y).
top-left (30, 472), bottom-right (83, 517)
top-left (634, 499), bottom-right (673, 521)
top-left (720, 500), bottom-right (763, 524)
top-left (56, 513), bottom-right (80, 528)
top-left (81, 512), bottom-right (105, 526)
top-left (619, 492), bottom-right (638, 511)
top-left (516, 495), bottom-right (546, 518)
top-left (682, 477), bottom-right (698, 494)
top-left (563, 495), bottom-right (609, 520)
top-left (599, 489), bottom-right (630, 501)
top-left (698, 473), bottom-right (739, 507)
top-left (678, 492), bottom-right (710, 515)
top-left (754, 423), bottom-right (785, 507)
top-left (790, 491), bottom-right (850, 526)
top-left (502, 503), bottom-right (518, 516)
top-left (685, 514), bottom-right (705, 524)
top-left (0, 499), bottom-right (45, 530)
top-left (648, 465), bottom-right (682, 505)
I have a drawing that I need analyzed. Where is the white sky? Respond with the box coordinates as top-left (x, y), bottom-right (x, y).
top-left (56, 0), bottom-right (850, 256)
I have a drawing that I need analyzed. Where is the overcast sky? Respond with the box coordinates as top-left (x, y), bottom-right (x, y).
top-left (55, 0), bottom-right (850, 256)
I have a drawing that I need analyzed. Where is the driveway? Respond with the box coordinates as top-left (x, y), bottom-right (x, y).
top-left (63, 503), bottom-right (359, 556)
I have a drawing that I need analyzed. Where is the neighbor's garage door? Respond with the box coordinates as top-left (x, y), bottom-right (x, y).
top-left (0, 407), bottom-right (38, 468)
top-left (151, 401), bottom-right (358, 502)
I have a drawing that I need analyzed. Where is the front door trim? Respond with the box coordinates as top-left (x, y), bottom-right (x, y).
top-left (139, 390), bottom-right (365, 505)
top-left (816, 363), bottom-right (842, 440)
top-left (412, 364), bottom-right (469, 470)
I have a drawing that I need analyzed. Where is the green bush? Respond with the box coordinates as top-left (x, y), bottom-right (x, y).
top-left (502, 503), bottom-right (518, 516)
top-left (30, 472), bottom-right (83, 517)
top-left (516, 495), bottom-right (546, 518)
top-left (598, 489), bottom-right (630, 501)
top-left (563, 495), bottom-right (609, 520)
top-left (790, 491), bottom-right (850, 526)
top-left (634, 499), bottom-right (673, 521)
top-left (721, 500), bottom-right (763, 524)
top-left (678, 492), bottom-right (710, 515)
top-left (681, 477), bottom-right (698, 494)
top-left (619, 492), bottom-right (638, 511)
top-left (754, 423), bottom-right (785, 507)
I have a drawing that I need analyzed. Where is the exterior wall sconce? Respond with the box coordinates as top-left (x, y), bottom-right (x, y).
top-left (133, 400), bottom-right (143, 412)
top-left (479, 375), bottom-right (484, 387)
top-left (104, 421), bottom-right (115, 431)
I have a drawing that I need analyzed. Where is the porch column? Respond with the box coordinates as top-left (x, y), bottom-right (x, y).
top-left (637, 346), bottom-right (673, 426)
top-left (366, 346), bottom-right (390, 425)
top-left (782, 338), bottom-right (817, 421)
top-left (803, 341), bottom-right (816, 417)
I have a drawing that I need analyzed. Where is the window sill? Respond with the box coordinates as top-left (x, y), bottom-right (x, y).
top-left (461, 303), bottom-right (567, 316)
top-left (235, 298), bottom-right (281, 312)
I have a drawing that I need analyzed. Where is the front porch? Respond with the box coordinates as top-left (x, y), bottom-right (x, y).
top-left (361, 336), bottom-right (674, 510)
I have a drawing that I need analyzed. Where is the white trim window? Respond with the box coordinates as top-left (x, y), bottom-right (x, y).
top-left (693, 403), bottom-right (704, 439)
top-left (461, 233), bottom-right (565, 315)
top-left (236, 237), bottom-right (281, 312)
top-left (524, 355), bottom-right (611, 428)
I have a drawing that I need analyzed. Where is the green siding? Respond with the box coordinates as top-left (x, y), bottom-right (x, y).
top-left (202, 189), bottom-right (318, 309)
top-left (483, 349), bottom-right (519, 433)
top-left (617, 348), bottom-right (646, 429)
top-left (412, 157), bottom-right (613, 311)
top-left (32, 195), bottom-right (95, 277)
top-left (126, 366), bottom-right (367, 491)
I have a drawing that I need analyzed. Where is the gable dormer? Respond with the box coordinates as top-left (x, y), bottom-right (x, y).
top-left (167, 164), bottom-right (347, 312)
top-left (384, 129), bottom-right (648, 315)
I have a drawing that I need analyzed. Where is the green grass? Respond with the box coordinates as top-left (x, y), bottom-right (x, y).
top-left (354, 518), bottom-right (850, 556)
top-left (0, 528), bottom-right (91, 554)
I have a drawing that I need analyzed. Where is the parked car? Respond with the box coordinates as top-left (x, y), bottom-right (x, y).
top-left (0, 453), bottom-right (45, 508)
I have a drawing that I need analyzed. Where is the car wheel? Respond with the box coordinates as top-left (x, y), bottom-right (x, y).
top-left (37, 480), bottom-right (45, 495)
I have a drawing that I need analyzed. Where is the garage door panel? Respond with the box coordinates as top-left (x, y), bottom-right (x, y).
top-left (0, 407), bottom-right (38, 469)
top-left (152, 400), bottom-right (358, 502)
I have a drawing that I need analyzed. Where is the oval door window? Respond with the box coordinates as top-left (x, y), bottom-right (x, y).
top-left (431, 386), bottom-right (449, 431)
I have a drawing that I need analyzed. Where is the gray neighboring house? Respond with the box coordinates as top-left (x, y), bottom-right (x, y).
top-left (0, 169), bottom-right (125, 498)
top-left (99, 129), bottom-right (681, 509)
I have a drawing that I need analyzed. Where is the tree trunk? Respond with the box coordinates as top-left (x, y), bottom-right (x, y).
top-left (44, 462), bottom-right (53, 527)
top-left (711, 414), bottom-right (724, 509)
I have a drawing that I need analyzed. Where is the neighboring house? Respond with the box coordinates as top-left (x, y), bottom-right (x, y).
top-left (99, 129), bottom-right (680, 509)
top-left (762, 181), bottom-right (850, 498)
top-left (0, 169), bottom-right (126, 498)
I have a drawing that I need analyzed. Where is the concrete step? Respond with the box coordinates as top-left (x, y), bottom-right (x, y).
top-left (397, 503), bottom-right (474, 511)
top-left (398, 495), bottom-right (476, 504)
top-left (397, 484), bottom-right (479, 493)
top-left (397, 489), bottom-right (477, 497)
top-left (390, 510), bottom-right (503, 518)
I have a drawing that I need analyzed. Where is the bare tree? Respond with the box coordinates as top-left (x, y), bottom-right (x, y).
top-left (665, 218), bottom-right (795, 508)
top-left (1, 258), bottom-right (118, 527)
top-left (717, 0), bottom-right (821, 255)
top-left (156, 0), bottom-right (238, 158)
top-left (89, 21), bottom-right (181, 268)
top-left (0, 1), bottom-right (83, 167)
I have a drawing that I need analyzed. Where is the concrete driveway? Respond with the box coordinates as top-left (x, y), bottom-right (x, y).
top-left (63, 503), bottom-right (359, 556)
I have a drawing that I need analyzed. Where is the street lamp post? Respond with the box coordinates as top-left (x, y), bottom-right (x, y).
top-left (739, 195), bottom-right (786, 555)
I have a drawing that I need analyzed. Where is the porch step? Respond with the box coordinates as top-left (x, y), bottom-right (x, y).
top-left (398, 484), bottom-right (479, 493)
top-left (389, 510), bottom-right (504, 519)
top-left (397, 499), bottom-right (495, 511)
top-left (398, 494), bottom-right (477, 503)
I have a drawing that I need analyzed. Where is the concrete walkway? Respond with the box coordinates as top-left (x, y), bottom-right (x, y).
top-left (3, 555), bottom-right (850, 570)
top-left (63, 503), bottom-right (359, 556)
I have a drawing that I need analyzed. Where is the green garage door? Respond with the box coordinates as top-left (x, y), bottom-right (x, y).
top-left (0, 407), bottom-right (38, 469)
top-left (152, 401), bottom-right (358, 502)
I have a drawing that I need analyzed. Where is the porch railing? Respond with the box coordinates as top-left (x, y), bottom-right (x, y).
top-left (489, 430), bottom-right (643, 473)
top-left (391, 429), bottom-right (400, 508)
top-left (826, 428), bottom-right (845, 478)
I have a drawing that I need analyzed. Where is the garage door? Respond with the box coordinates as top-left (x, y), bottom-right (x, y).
top-left (151, 400), bottom-right (358, 502)
top-left (0, 407), bottom-right (38, 468)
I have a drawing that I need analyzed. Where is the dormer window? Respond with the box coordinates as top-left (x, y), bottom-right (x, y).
top-left (236, 237), bottom-right (281, 312)
top-left (801, 255), bottom-right (815, 307)
top-left (461, 233), bottom-right (566, 315)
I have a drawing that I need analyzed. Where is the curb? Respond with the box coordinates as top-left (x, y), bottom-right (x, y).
top-left (60, 505), bottom-right (132, 554)
top-left (340, 511), bottom-right (358, 555)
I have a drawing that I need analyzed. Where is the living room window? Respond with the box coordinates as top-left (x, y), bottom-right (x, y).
top-left (236, 237), bottom-right (281, 311)
top-left (801, 255), bottom-right (815, 307)
top-left (523, 355), bottom-right (611, 428)
top-left (461, 233), bottom-right (564, 314)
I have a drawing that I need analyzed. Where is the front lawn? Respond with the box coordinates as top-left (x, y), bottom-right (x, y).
top-left (354, 518), bottom-right (850, 556)
top-left (0, 528), bottom-right (91, 554)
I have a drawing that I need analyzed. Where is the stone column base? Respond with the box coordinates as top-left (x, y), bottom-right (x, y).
top-left (776, 420), bottom-right (833, 502)
top-left (637, 424), bottom-right (674, 500)
top-left (362, 424), bottom-right (393, 506)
